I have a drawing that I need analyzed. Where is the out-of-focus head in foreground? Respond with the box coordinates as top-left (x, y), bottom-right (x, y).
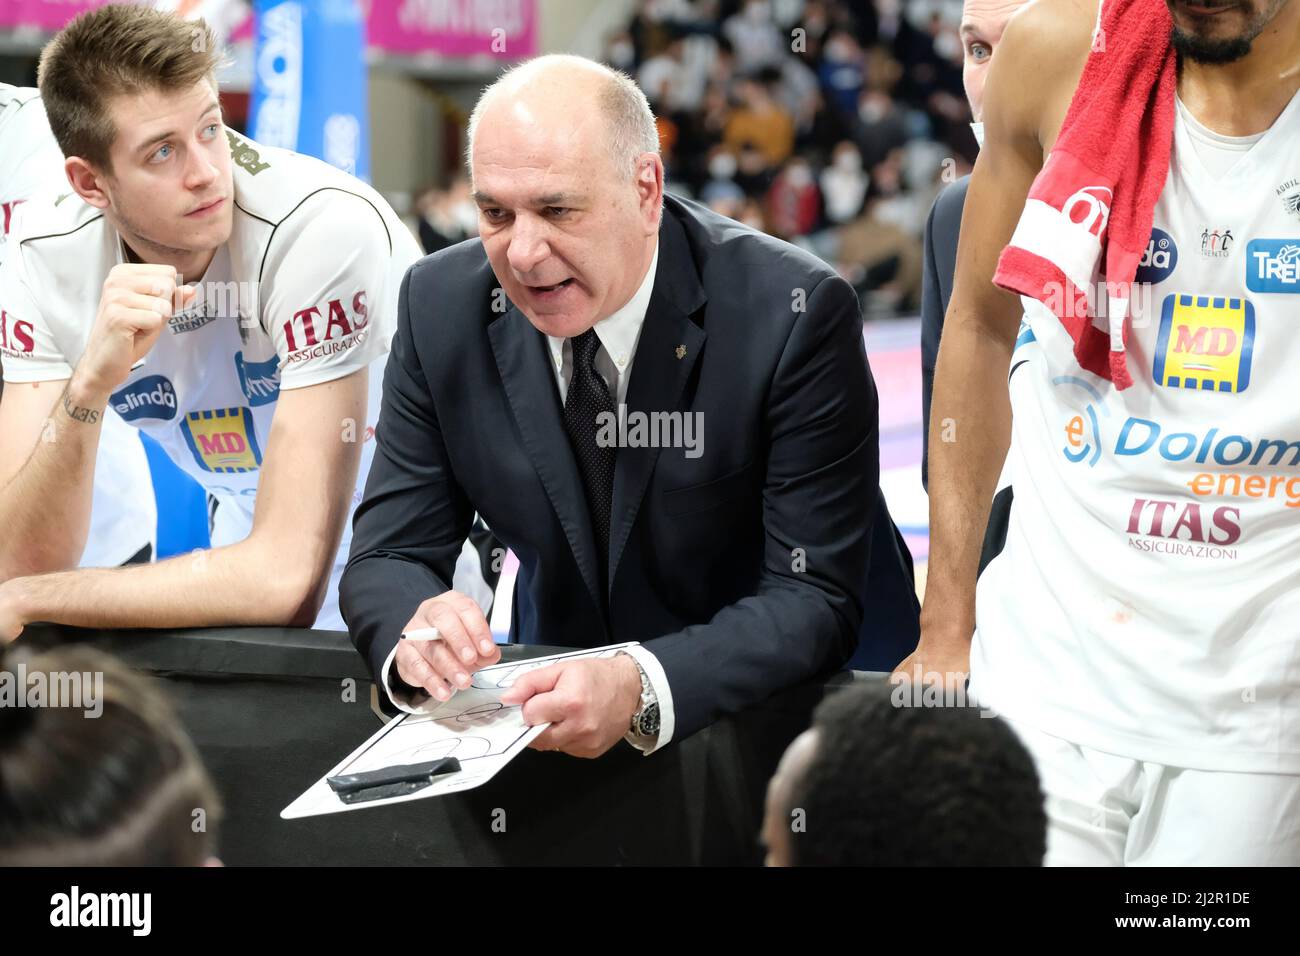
top-left (0, 645), bottom-right (220, 866)
top-left (762, 682), bottom-right (1047, 866)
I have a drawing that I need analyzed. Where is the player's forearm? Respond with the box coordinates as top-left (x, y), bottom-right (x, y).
top-left (921, 316), bottom-right (1014, 642)
top-left (0, 378), bottom-right (106, 581)
top-left (4, 533), bottom-right (321, 632)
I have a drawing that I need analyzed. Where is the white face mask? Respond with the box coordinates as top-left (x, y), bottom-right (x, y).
top-left (970, 121), bottom-right (985, 149)
top-left (709, 154), bottom-right (738, 180)
top-left (609, 41), bottom-right (634, 69)
top-left (786, 165), bottom-right (812, 188)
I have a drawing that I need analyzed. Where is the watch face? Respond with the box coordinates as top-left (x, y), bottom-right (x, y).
top-left (638, 703), bottom-right (661, 737)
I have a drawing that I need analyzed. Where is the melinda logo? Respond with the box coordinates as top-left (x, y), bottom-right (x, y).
top-left (1245, 239), bottom-right (1300, 293)
top-left (109, 375), bottom-right (177, 422)
top-left (1135, 228), bottom-right (1178, 283)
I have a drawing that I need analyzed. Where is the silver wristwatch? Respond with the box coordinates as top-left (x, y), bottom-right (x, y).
top-left (622, 652), bottom-right (660, 739)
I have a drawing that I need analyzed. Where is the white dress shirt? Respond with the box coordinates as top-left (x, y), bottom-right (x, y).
top-left (382, 242), bottom-right (676, 755)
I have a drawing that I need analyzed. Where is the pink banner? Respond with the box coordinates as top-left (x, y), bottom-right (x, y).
top-left (365, 0), bottom-right (536, 58)
top-left (0, 1), bottom-right (105, 31)
top-left (0, 0), bottom-right (537, 59)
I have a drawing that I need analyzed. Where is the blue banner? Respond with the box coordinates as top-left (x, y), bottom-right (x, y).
top-left (249, 0), bottom-right (369, 180)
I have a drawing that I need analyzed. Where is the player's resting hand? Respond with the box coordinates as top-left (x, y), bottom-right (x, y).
top-left (73, 263), bottom-right (197, 399)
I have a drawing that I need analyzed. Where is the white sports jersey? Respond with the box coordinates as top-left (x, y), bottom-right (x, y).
top-left (1, 129), bottom-right (420, 628)
top-left (0, 85), bottom-right (155, 568)
top-left (972, 89), bottom-right (1300, 774)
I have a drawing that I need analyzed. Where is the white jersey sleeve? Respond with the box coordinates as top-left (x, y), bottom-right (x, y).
top-left (0, 86), bottom-right (66, 254)
top-left (0, 224), bottom-right (75, 382)
top-left (260, 189), bottom-right (392, 390)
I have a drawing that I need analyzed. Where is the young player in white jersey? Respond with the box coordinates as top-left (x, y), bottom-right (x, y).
top-left (913, 0), bottom-right (1300, 864)
top-left (0, 5), bottom-right (487, 637)
top-left (1, 83), bottom-right (157, 570)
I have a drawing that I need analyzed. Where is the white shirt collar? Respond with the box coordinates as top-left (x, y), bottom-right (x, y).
top-left (547, 242), bottom-right (659, 375)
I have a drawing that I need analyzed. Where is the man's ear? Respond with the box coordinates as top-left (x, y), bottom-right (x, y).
top-left (635, 153), bottom-right (664, 232)
top-left (65, 156), bottom-right (110, 209)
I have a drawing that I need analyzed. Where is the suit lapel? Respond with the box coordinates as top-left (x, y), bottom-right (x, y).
top-left (608, 211), bottom-right (708, 592)
top-left (489, 306), bottom-right (604, 613)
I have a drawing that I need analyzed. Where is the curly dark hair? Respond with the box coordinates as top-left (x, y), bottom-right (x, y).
top-left (787, 680), bottom-right (1046, 866)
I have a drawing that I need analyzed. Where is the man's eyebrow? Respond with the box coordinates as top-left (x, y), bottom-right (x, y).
top-left (960, 22), bottom-right (984, 39)
top-left (471, 191), bottom-right (582, 207)
top-left (133, 100), bottom-right (222, 155)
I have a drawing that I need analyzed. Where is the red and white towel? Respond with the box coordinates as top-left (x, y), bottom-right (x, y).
top-left (993, 0), bottom-right (1176, 390)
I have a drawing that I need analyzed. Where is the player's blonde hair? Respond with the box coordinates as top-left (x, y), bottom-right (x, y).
top-left (38, 4), bottom-right (223, 171)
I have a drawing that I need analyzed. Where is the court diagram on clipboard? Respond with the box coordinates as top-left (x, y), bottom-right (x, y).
top-left (282, 643), bottom-right (636, 818)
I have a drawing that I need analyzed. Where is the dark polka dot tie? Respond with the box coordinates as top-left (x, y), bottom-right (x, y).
top-left (563, 329), bottom-right (616, 589)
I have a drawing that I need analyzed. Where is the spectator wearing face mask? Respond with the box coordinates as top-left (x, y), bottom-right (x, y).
top-left (724, 74), bottom-right (797, 170)
top-left (820, 140), bottom-right (869, 225)
top-left (765, 157), bottom-right (822, 240)
top-left (700, 146), bottom-right (745, 210)
top-left (723, 0), bottom-right (787, 73)
top-left (817, 28), bottom-right (867, 118)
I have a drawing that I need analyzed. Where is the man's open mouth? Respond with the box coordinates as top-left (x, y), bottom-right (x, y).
top-left (531, 278), bottom-right (574, 293)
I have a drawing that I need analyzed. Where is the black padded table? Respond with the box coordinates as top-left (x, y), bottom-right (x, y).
top-left (22, 624), bottom-right (876, 865)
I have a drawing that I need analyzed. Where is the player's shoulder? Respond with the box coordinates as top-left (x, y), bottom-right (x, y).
top-left (227, 131), bottom-right (395, 237)
top-left (9, 187), bottom-right (105, 250)
top-left (1000, 0), bottom-right (1098, 73)
top-left (0, 84), bottom-right (43, 122)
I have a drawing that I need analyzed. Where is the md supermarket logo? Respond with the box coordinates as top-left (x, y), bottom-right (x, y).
top-left (181, 407), bottom-right (263, 473)
top-left (1152, 294), bottom-right (1255, 394)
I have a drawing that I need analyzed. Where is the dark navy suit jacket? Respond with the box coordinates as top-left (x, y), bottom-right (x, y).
top-left (342, 195), bottom-right (916, 740)
top-left (921, 176), bottom-right (969, 490)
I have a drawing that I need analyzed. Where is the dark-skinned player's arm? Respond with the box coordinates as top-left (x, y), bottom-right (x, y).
top-left (896, 0), bottom-right (1092, 682)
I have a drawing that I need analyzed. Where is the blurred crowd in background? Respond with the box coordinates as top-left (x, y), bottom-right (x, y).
top-left (417, 0), bottom-right (975, 319)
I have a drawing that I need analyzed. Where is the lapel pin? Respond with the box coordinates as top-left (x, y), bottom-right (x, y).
top-left (675, 345), bottom-right (687, 360)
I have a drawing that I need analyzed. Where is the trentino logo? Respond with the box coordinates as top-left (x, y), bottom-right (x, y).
top-left (1199, 227), bottom-right (1233, 258)
top-left (109, 375), bottom-right (177, 422)
top-left (1245, 239), bottom-right (1300, 293)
